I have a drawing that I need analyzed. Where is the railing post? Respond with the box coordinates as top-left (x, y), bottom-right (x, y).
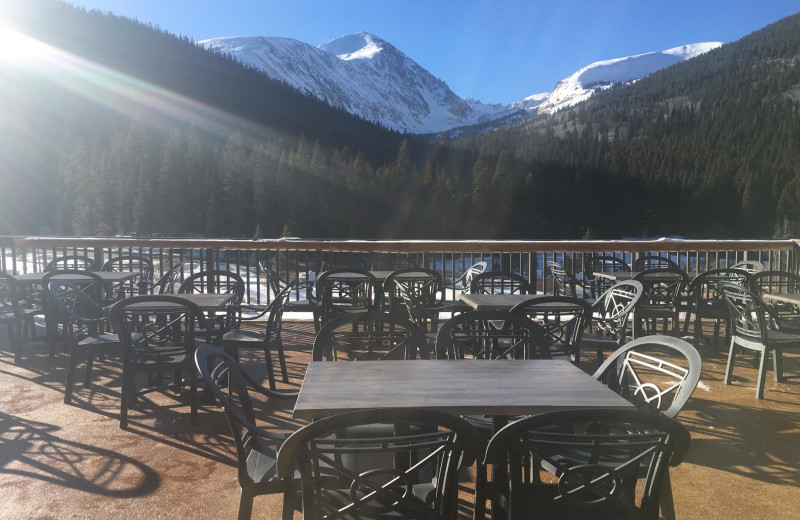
top-left (93, 246), bottom-right (104, 270)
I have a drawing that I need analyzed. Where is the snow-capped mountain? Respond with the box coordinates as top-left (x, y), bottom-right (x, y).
top-left (199, 33), bottom-right (518, 134)
top-left (535, 42), bottom-right (723, 114)
top-left (199, 33), bottom-right (721, 134)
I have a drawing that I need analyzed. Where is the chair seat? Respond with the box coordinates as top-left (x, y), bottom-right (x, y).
top-left (512, 482), bottom-right (643, 520)
top-left (245, 438), bottom-right (281, 484)
top-left (580, 333), bottom-right (619, 348)
top-left (77, 334), bottom-right (120, 348)
top-left (318, 483), bottom-right (436, 517)
top-left (635, 305), bottom-right (678, 318)
top-left (222, 329), bottom-right (267, 344)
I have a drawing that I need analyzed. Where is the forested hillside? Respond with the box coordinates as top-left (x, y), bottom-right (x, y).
top-left (1, 1), bottom-right (798, 239)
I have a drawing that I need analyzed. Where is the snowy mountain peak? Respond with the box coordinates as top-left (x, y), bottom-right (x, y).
top-left (198, 33), bottom-right (722, 134)
top-left (319, 32), bottom-right (385, 60)
top-left (536, 42), bottom-right (723, 114)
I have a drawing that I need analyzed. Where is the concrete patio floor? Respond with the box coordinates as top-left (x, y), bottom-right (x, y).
top-left (0, 319), bottom-right (798, 519)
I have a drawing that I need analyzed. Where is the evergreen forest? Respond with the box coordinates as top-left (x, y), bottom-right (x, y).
top-left (1, 0), bottom-right (799, 239)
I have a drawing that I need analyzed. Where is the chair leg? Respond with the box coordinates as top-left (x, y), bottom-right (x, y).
top-left (64, 349), bottom-right (81, 404)
top-left (473, 463), bottom-right (487, 520)
top-left (723, 338), bottom-right (737, 385)
top-left (275, 338), bottom-right (289, 383)
top-left (772, 348), bottom-right (783, 383)
top-left (659, 471), bottom-right (676, 520)
top-left (263, 345), bottom-right (277, 390)
top-left (120, 368), bottom-right (134, 428)
top-left (755, 348), bottom-right (769, 400)
top-left (238, 488), bottom-right (254, 520)
top-left (84, 350), bottom-right (95, 386)
top-left (190, 367), bottom-right (198, 425)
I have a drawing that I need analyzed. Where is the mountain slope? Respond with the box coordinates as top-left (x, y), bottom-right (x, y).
top-left (536, 42), bottom-right (723, 114)
top-left (200, 33), bottom-right (517, 133)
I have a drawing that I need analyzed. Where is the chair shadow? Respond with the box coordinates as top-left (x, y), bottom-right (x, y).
top-left (0, 412), bottom-right (160, 497)
top-left (680, 396), bottom-right (800, 486)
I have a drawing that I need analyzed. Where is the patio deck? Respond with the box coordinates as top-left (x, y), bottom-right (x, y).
top-left (0, 319), bottom-right (798, 520)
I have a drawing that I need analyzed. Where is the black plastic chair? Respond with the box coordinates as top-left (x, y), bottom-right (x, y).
top-left (43, 255), bottom-right (97, 272)
top-left (276, 408), bottom-right (479, 520)
top-left (633, 254), bottom-right (680, 271)
top-left (383, 267), bottom-right (443, 324)
top-left (47, 279), bottom-right (120, 404)
top-left (101, 254), bottom-right (155, 298)
top-left (684, 268), bottom-right (750, 347)
top-left (546, 261), bottom-right (581, 298)
top-left (749, 270), bottom-right (800, 332)
top-left (222, 282), bottom-right (296, 390)
top-left (632, 268), bottom-right (689, 338)
top-left (582, 255), bottom-right (631, 297)
top-left (580, 281), bottom-right (643, 364)
top-left (179, 269), bottom-right (245, 343)
top-left (151, 262), bottom-right (186, 294)
top-left (480, 409), bottom-right (691, 520)
top-left (259, 260), bottom-right (313, 312)
top-left (593, 335), bottom-right (702, 419)
top-left (470, 271), bottom-right (533, 295)
top-left (313, 311), bottom-right (428, 361)
top-left (109, 295), bottom-right (208, 428)
top-left (195, 344), bottom-right (300, 520)
top-left (309, 268), bottom-right (379, 333)
top-left (435, 310), bottom-right (549, 360)
top-left (510, 296), bottom-right (592, 363)
top-left (719, 283), bottom-right (800, 399)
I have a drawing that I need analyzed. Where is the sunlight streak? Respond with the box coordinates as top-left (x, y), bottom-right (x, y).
top-left (0, 23), bottom-right (273, 144)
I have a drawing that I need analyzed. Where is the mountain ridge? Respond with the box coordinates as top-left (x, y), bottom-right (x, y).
top-left (200, 32), bottom-right (721, 133)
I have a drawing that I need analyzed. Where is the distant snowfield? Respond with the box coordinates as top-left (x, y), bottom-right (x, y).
top-left (200, 32), bottom-right (722, 134)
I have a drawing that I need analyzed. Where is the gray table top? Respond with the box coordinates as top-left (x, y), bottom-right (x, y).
top-left (457, 293), bottom-right (588, 311)
top-left (762, 292), bottom-right (800, 305)
top-left (13, 271), bottom-right (140, 284)
top-left (293, 359), bottom-right (635, 419)
top-left (117, 293), bottom-right (234, 312)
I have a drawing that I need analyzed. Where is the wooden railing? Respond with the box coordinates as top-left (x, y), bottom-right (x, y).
top-left (2, 236), bottom-right (797, 307)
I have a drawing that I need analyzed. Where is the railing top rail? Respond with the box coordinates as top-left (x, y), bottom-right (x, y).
top-left (3, 236), bottom-right (796, 253)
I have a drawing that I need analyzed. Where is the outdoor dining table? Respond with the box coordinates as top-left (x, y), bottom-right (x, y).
top-left (294, 358), bottom-right (635, 520)
top-left (294, 358), bottom-right (634, 420)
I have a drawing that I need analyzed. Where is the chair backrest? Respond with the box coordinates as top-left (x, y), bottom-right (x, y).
top-left (731, 260), bottom-right (764, 274)
top-left (510, 296), bottom-right (592, 363)
top-left (261, 281), bottom-right (295, 341)
top-left (633, 268), bottom-right (688, 307)
top-left (593, 280), bottom-right (643, 322)
top-left (686, 268), bottom-right (750, 306)
top-left (749, 270), bottom-right (800, 320)
top-left (101, 254), bottom-right (155, 298)
top-left (314, 268), bottom-right (379, 327)
top-left (43, 255), bottom-right (97, 272)
top-left (546, 261), bottom-right (578, 297)
top-left (633, 254), bottom-right (680, 271)
top-left (46, 278), bottom-right (106, 330)
top-left (470, 271), bottom-right (532, 295)
top-left (449, 261), bottom-right (488, 292)
top-left (592, 335), bottom-right (702, 418)
top-left (152, 262), bottom-right (186, 294)
top-left (313, 311), bottom-right (427, 361)
top-left (719, 282), bottom-right (769, 344)
top-left (178, 269), bottom-right (245, 304)
top-left (483, 409), bottom-right (690, 520)
top-left (43, 270), bottom-right (109, 316)
top-left (110, 294), bottom-right (206, 363)
top-left (276, 408), bottom-right (479, 520)
top-left (195, 344), bottom-right (293, 488)
top-left (383, 267), bottom-right (442, 316)
top-left (435, 310), bottom-right (549, 360)
top-left (749, 270), bottom-right (800, 296)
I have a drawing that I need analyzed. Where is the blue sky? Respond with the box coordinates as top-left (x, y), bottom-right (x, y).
top-left (69, 0), bottom-right (800, 104)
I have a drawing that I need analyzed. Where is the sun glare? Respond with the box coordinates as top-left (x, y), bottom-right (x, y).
top-left (0, 24), bottom-right (45, 65)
